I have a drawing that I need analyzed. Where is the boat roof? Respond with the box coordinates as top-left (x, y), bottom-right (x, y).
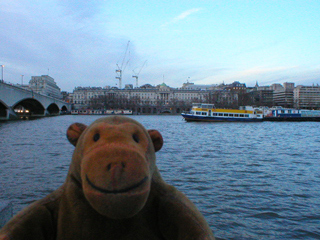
top-left (192, 103), bottom-right (215, 108)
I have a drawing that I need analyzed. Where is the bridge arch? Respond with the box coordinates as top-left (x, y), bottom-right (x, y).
top-left (61, 105), bottom-right (68, 111)
top-left (0, 100), bottom-right (8, 118)
top-left (13, 98), bottom-right (45, 116)
top-left (1, 82), bottom-right (72, 120)
top-left (47, 103), bottom-right (60, 115)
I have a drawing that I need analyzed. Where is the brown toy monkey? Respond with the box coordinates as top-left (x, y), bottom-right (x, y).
top-left (0, 116), bottom-right (215, 240)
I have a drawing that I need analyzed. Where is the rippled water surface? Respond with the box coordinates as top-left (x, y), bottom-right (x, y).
top-left (1, 115), bottom-right (320, 239)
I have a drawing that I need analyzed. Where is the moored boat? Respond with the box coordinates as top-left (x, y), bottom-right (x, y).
top-left (71, 110), bottom-right (89, 115)
top-left (70, 109), bottom-right (133, 115)
top-left (263, 107), bottom-right (320, 121)
top-left (181, 103), bottom-right (263, 122)
top-left (71, 110), bottom-right (79, 115)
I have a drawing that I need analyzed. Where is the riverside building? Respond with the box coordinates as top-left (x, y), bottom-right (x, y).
top-left (70, 81), bottom-right (320, 114)
top-left (294, 85), bottom-right (320, 109)
top-left (71, 82), bottom-right (239, 114)
top-left (272, 82), bottom-right (295, 108)
top-left (29, 75), bottom-right (62, 99)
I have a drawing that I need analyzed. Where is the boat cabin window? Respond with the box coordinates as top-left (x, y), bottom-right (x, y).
top-left (218, 113), bottom-right (223, 116)
top-left (240, 114), bottom-right (244, 117)
top-left (245, 114), bottom-right (249, 117)
top-left (192, 103), bottom-right (202, 108)
top-left (229, 114), bottom-right (234, 117)
top-left (201, 104), bottom-right (215, 109)
top-left (235, 114), bottom-right (239, 117)
top-left (224, 113), bottom-right (228, 116)
top-left (196, 112), bottom-right (201, 115)
top-left (201, 112), bottom-right (207, 115)
top-left (213, 113), bottom-right (217, 116)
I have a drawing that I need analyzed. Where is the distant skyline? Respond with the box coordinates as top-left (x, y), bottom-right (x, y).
top-left (1, 0), bottom-right (320, 92)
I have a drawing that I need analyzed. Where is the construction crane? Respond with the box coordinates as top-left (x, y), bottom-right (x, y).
top-left (132, 60), bottom-right (147, 88)
top-left (115, 41), bottom-right (130, 89)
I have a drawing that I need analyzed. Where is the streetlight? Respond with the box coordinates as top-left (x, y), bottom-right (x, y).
top-left (1, 65), bottom-right (4, 82)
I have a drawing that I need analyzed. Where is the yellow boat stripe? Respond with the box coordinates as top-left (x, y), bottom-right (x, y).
top-left (193, 108), bottom-right (253, 114)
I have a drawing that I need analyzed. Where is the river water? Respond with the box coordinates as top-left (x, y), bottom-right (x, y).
top-left (0, 115), bottom-right (320, 239)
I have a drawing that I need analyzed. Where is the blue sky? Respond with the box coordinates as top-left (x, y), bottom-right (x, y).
top-left (1, 0), bottom-right (319, 92)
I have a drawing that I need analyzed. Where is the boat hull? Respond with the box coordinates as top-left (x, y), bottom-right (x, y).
top-left (181, 113), bottom-right (263, 122)
top-left (264, 117), bottom-right (320, 122)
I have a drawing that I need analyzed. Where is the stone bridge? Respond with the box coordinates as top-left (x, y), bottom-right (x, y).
top-left (0, 82), bottom-right (71, 120)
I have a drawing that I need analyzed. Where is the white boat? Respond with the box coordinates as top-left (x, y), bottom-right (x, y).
top-left (104, 109), bottom-right (133, 115)
top-left (71, 110), bottom-right (79, 115)
top-left (181, 103), bottom-right (263, 122)
top-left (71, 109), bottom-right (133, 115)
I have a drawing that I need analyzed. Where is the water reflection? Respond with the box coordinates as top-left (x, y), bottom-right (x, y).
top-left (0, 116), bottom-right (320, 239)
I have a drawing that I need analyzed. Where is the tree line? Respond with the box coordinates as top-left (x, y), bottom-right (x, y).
top-left (87, 90), bottom-right (280, 111)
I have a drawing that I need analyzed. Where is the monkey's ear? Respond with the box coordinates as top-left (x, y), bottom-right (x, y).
top-left (148, 129), bottom-right (163, 152)
top-left (66, 123), bottom-right (87, 146)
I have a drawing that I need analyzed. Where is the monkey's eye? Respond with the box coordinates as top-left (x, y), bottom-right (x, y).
top-left (132, 134), bottom-right (139, 143)
top-left (93, 133), bottom-right (100, 142)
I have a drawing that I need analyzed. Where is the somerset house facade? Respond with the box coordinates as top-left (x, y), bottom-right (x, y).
top-left (70, 81), bottom-right (240, 114)
top-left (70, 81), bottom-right (320, 114)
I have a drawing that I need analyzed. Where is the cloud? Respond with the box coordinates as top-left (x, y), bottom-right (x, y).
top-left (58, 0), bottom-right (105, 20)
top-left (236, 66), bottom-right (297, 77)
top-left (172, 8), bottom-right (202, 22)
top-left (0, 1), bottom-right (138, 91)
top-left (161, 8), bottom-right (202, 28)
top-left (195, 65), bottom-right (320, 88)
